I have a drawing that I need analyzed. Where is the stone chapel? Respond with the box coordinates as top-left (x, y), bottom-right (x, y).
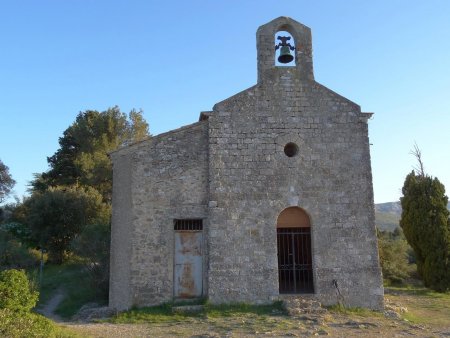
top-left (109, 16), bottom-right (384, 311)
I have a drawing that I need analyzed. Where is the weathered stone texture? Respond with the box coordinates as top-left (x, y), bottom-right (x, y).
top-left (109, 16), bottom-right (383, 311)
top-left (110, 121), bottom-right (209, 310)
top-left (109, 150), bottom-right (133, 311)
top-left (207, 74), bottom-right (383, 308)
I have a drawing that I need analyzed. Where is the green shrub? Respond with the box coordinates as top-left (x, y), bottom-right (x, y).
top-left (0, 308), bottom-right (57, 338)
top-left (71, 223), bottom-right (110, 299)
top-left (0, 270), bottom-right (68, 337)
top-left (0, 269), bottom-right (39, 311)
top-left (378, 228), bottom-right (415, 284)
top-left (0, 221), bottom-right (33, 246)
top-left (0, 230), bottom-right (39, 270)
top-left (24, 186), bottom-right (111, 264)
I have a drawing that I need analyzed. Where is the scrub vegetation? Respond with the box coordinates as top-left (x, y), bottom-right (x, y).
top-left (0, 269), bottom-right (76, 337)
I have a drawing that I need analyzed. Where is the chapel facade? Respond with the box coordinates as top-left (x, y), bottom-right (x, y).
top-left (109, 16), bottom-right (384, 311)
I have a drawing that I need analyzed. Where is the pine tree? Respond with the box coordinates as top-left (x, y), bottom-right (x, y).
top-left (30, 106), bottom-right (149, 202)
top-left (0, 159), bottom-right (15, 203)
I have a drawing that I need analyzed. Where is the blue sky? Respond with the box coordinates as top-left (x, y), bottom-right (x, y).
top-left (1, 1), bottom-right (449, 204)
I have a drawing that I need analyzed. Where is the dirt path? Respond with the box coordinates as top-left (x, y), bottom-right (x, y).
top-left (36, 288), bottom-right (65, 322)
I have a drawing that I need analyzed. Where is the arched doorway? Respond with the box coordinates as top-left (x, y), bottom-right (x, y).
top-left (277, 207), bottom-right (314, 294)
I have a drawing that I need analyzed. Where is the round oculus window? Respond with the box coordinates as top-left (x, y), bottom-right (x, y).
top-left (284, 142), bottom-right (299, 157)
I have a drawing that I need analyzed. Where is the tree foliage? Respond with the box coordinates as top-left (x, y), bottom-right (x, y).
top-left (0, 202), bottom-right (39, 271)
top-left (0, 229), bottom-right (39, 270)
top-left (0, 159), bottom-right (15, 203)
top-left (23, 186), bottom-right (110, 263)
top-left (377, 228), bottom-right (415, 284)
top-left (31, 107), bottom-right (149, 202)
top-left (5, 106), bottom-right (148, 273)
top-left (71, 223), bottom-right (110, 298)
top-left (400, 170), bottom-right (450, 292)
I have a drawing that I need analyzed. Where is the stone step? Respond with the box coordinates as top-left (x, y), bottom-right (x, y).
top-left (282, 298), bottom-right (327, 316)
top-left (172, 304), bottom-right (205, 314)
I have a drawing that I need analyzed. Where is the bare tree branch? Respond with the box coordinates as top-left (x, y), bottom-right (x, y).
top-left (410, 142), bottom-right (425, 176)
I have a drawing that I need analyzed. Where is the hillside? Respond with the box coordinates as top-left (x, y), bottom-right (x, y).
top-left (375, 202), bottom-right (402, 232)
top-left (374, 201), bottom-right (450, 232)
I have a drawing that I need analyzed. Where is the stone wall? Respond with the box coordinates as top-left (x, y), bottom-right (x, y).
top-left (207, 17), bottom-right (383, 310)
top-left (110, 121), bottom-right (209, 310)
top-left (109, 150), bottom-right (133, 311)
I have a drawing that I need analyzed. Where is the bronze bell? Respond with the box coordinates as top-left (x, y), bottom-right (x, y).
top-left (278, 45), bottom-right (294, 64)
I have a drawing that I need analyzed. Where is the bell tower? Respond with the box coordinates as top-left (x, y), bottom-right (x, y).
top-left (256, 16), bottom-right (314, 82)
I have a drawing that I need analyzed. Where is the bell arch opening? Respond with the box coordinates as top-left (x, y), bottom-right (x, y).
top-left (274, 30), bottom-right (296, 67)
top-left (276, 207), bottom-right (314, 294)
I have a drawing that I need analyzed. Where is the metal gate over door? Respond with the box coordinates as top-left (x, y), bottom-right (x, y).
top-left (277, 227), bottom-right (314, 294)
top-left (174, 219), bottom-right (203, 298)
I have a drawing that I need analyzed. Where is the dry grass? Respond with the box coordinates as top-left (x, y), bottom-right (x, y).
top-left (62, 287), bottom-right (450, 337)
top-left (385, 286), bottom-right (450, 327)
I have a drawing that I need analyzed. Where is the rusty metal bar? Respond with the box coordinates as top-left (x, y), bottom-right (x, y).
top-left (277, 227), bottom-right (313, 294)
top-left (174, 219), bottom-right (203, 231)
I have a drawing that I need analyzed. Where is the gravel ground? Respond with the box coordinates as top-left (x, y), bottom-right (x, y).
top-left (40, 288), bottom-right (449, 337)
top-left (62, 311), bottom-right (450, 337)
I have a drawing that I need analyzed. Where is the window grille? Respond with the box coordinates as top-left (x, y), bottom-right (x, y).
top-left (174, 219), bottom-right (203, 231)
top-left (277, 227), bottom-right (314, 294)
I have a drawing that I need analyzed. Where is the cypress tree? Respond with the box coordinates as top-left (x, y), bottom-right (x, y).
top-left (400, 171), bottom-right (450, 291)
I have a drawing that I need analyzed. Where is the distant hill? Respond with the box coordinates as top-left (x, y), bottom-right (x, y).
top-left (374, 201), bottom-right (450, 232)
top-left (375, 202), bottom-right (402, 214)
top-left (375, 202), bottom-right (402, 232)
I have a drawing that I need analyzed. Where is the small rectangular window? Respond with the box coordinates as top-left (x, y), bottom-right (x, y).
top-left (174, 219), bottom-right (203, 231)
